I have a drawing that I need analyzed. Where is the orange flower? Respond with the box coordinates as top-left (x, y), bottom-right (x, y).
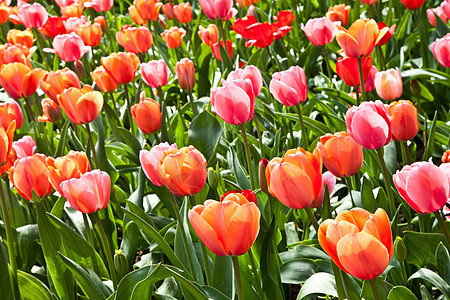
top-left (94, 16), bottom-right (107, 30)
top-left (326, 4), bottom-right (350, 26)
top-left (133, 0), bottom-right (162, 21)
top-left (61, 2), bottom-right (84, 18)
top-left (198, 24), bottom-right (219, 46)
top-left (335, 18), bottom-right (388, 58)
top-left (162, 3), bottom-right (175, 20)
top-left (7, 29), bottom-right (34, 49)
top-left (76, 22), bottom-right (103, 47)
top-left (0, 100), bottom-right (23, 129)
top-left (38, 98), bottom-right (63, 123)
top-left (188, 191), bottom-right (260, 256)
top-left (173, 2), bottom-right (192, 23)
top-left (101, 52), bottom-right (140, 84)
top-left (116, 25), bottom-right (153, 54)
top-left (386, 100), bottom-right (419, 142)
top-left (236, 0), bottom-right (259, 7)
top-left (128, 4), bottom-right (147, 25)
top-left (91, 66), bottom-right (118, 93)
top-left (161, 26), bottom-right (186, 48)
top-left (318, 208), bottom-right (393, 280)
top-left (0, 121), bottom-right (15, 166)
top-left (175, 58), bottom-right (195, 91)
top-left (0, 62), bottom-right (46, 99)
top-left (131, 96), bottom-right (161, 134)
top-left (0, 44), bottom-right (31, 68)
top-left (40, 68), bottom-right (81, 103)
top-left (0, 4), bottom-right (9, 24)
top-left (57, 85), bottom-right (104, 124)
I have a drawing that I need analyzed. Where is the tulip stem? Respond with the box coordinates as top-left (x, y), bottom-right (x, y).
top-left (434, 211), bottom-right (450, 246)
top-left (239, 123), bottom-right (255, 190)
top-left (254, 116), bottom-right (264, 159)
top-left (400, 141), bottom-right (411, 166)
top-left (322, 45), bottom-right (333, 86)
top-left (357, 57), bottom-right (366, 102)
top-left (377, 47), bottom-right (387, 71)
top-left (93, 211), bottom-right (118, 288)
top-left (345, 177), bottom-right (356, 206)
top-left (23, 97), bottom-right (36, 124)
top-left (296, 104), bottom-right (309, 148)
top-left (85, 123), bottom-right (100, 169)
top-left (231, 256), bottom-right (244, 300)
top-left (413, 9), bottom-right (429, 69)
top-left (33, 29), bottom-right (49, 69)
top-left (375, 148), bottom-right (396, 218)
top-left (109, 92), bottom-right (120, 117)
top-left (123, 84), bottom-right (135, 133)
top-left (188, 91), bottom-right (198, 117)
top-left (369, 278), bottom-right (381, 300)
top-left (157, 86), bottom-right (171, 142)
top-left (217, 20), bottom-right (232, 67)
top-left (82, 213), bottom-right (95, 247)
top-left (354, 87), bottom-right (360, 106)
top-left (200, 243), bottom-right (212, 285)
top-left (304, 206), bottom-right (319, 232)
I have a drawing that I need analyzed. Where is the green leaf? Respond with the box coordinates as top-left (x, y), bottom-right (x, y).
top-left (360, 176), bottom-right (377, 213)
top-left (403, 231), bottom-right (448, 267)
top-left (17, 270), bottom-right (53, 300)
top-left (297, 272), bottom-right (338, 299)
top-left (387, 286), bottom-right (418, 300)
top-left (54, 119), bottom-right (70, 157)
top-left (423, 111), bottom-right (437, 160)
top-left (280, 258), bottom-right (317, 284)
top-left (228, 147), bottom-right (251, 190)
top-left (17, 224), bottom-right (39, 272)
top-left (212, 256), bottom-right (233, 298)
top-left (435, 243), bottom-right (450, 285)
top-left (188, 111), bottom-right (222, 163)
top-left (0, 240), bottom-right (13, 300)
top-left (407, 268), bottom-right (450, 298)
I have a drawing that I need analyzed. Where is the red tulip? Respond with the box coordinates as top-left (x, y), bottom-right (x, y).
top-left (376, 22), bottom-right (396, 46)
top-left (38, 16), bottom-right (67, 39)
top-left (211, 40), bottom-right (233, 61)
top-left (141, 59), bottom-right (169, 88)
top-left (336, 56), bottom-right (372, 87)
top-left (57, 86), bottom-right (104, 124)
top-left (273, 10), bottom-right (295, 26)
top-left (270, 66), bottom-right (308, 106)
top-left (386, 100), bottom-right (419, 142)
top-left (0, 100), bottom-right (23, 129)
top-left (48, 33), bottom-right (90, 62)
top-left (0, 4), bottom-right (9, 25)
top-left (400, 0), bottom-right (426, 10)
top-left (301, 17), bottom-right (337, 46)
top-left (431, 33), bottom-right (450, 68)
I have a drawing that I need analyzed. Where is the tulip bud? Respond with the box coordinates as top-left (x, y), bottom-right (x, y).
top-left (74, 60), bottom-right (86, 79)
top-left (259, 158), bottom-right (269, 193)
top-left (175, 58), bottom-right (195, 91)
top-left (207, 167), bottom-right (218, 190)
top-left (114, 249), bottom-right (128, 279)
top-left (38, 98), bottom-right (63, 123)
top-left (410, 79), bottom-right (421, 97)
top-left (394, 236), bottom-right (407, 262)
top-left (442, 150), bottom-right (450, 163)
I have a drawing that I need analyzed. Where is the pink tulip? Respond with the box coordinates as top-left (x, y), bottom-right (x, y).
top-left (84, 0), bottom-right (114, 12)
top-left (363, 65), bottom-right (378, 93)
top-left (393, 161), bottom-right (450, 214)
top-left (226, 65), bottom-right (262, 98)
top-left (0, 100), bottom-right (23, 129)
top-left (269, 66), bottom-right (308, 106)
top-left (63, 16), bottom-right (88, 33)
top-left (139, 142), bottom-right (178, 186)
top-left (360, 0), bottom-right (377, 4)
top-left (374, 67), bottom-right (403, 101)
top-left (301, 17), bottom-right (337, 46)
top-left (60, 169), bottom-right (111, 214)
top-left (444, 203), bottom-right (450, 220)
top-left (12, 135), bottom-right (36, 159)
top-left (346, 100), bottom-right (392, 149)
top-left (47, 33), bottom-right (90, 62)
top-left (427, 7), bottom-right (448, 27)
top-left (198, 0), bottom-right (237, 21)
top-left (141, 59), bottom-right (170, 88)
top-left (442, 0), bottom-right (450, 20)
top-left (431, 33), bottom-right (450, 68)
top-left (312, 171), bottom-right (336, 208)
top-left (12, 3), bottom-right (48, 29)
top-left (54, 0), bottom-right (78, 8)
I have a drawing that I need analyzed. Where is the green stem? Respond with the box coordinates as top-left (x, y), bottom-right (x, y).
top-left (357, 57), bottom-right (366, 101)
top-left (82, 213), bottom-right (95, 247)
top-left (188, 91), bottom-right (198, 117)
top-left (85, 123), bottom-right (100, 169)
top-left (369, 278), bottom-right (381, 300)
top-left (345, 177), bottom-right (356, 206)
top-left (254, 116), bottom-right (264, 159)
top-left (109, 92), bottom-right (120, 116)
top-left (304, 206), bottom-right (319, 231)
top-left (434, 211), bottom-right (450, 246)
top-left (375, 148), bottom-right (396, 218)
top-left (188, 195), bottom-right (196, 208)
top-left (400, 141), bottom-right (412, 166)
top-left (124, 84), bottom-right (135, 133)
top-left (377, 46), bottom-right (387, 71)
top-left (414, 9), bottom-right (429, 69)
top-left (200, 243), bottom-right (212, 285)
top-left (231, 256), bottom-right (244, 300)
top-left (239, 123), bottom-right (255, 189)
top-left (33, 29), bottom-right (49, 69)
top-left (247, 248), bottom-right (263, 296)
top-left (355, 87), bottom-right (360, 106)
top-left (152, 22), bottom-right (162, 58)
top-left (322, 46), bottom-right (333, 86)
top-left (93, 211), bottom-right (117, 288)
top-left (296, 104), bottom-right (309, 148)
top-left (331, 262), bottom-right (348, 300)
top-left (157, 86), bottom-right (170, 142)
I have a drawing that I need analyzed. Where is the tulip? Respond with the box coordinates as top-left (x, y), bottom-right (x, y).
top-left (0, 100), bottom-right (23, 129)
top-left (336, 57), bottom-right (372, 87)
top-left (58, 86), bottom-right (104, 124)
top-left (128, 5), bottom-right (147, 25)
top-left (116, 25), bottom-right (153, 54)
top-left (243, 22), bottom-right (276, 48)
top-left (38, 16), bottom-right (67, 39)
top-left (63, 16), bottom-right (88, 33)
top-left (61, 3), bottom-right (83, 18)
top-left (188, 193), bottom-right (260, 256)
top-left (84, 0), bottom-right (114, 12)
top-left (386, 100), bottom-right (419, 142)
top-left (326, 4), bottom-right (350, 25)
top-left (161, 26), bottom-right (186, 49)
top-left (60, 169), bottom-right (110, 214)
top-left (318, 208), bottom-right (393, 280)
top-left (0, 43), bottom-right (31, 68)
top-left (266, 147), bottom-right (323, 209)
top-left (374, 68), bottom-right (403, 101)
top-left (38, 98), bottom-right (63, 123)
top-left (9, 154), bottom-right (53, 201)
top-left (91, 66), bottom-right (118, 93)
top-left (48, 33), bottom-right (90, 62)
top-left (133, 0), bottom-right (162, 21)
top-left (40, 68), bottom-right (81, 103)
top-left (301, 17), bottom-right (337, 47)
top-left (227, 65), bottom-right (262, 97)
top-left (400, 0), bottom-right (426, 10)
top-left (198, 0), bottom-right (236, 21)
top-left (259, 158), bottom-right (269, 193)
top-left (211, 40), bottom-right (233, 61)
top-left (76, 23), bottom-right (103, 47)
top-left (131, 97), bottom-right (161, 134)
top-left (394, 161), bottom-right (450, 214)
top-left (175, 58), bottom-right (195, 91)
top-left (312, 171), bottom-right (336, 208)
top-left (94, 16), bottom-right (107, 30)
top-left (0, 4), bottom-right (9, 25)
top-left (427, 7), bottom-right (448, 27)
top-left (54, 0), bottom-right (77, 8)
top-left (198, 24), bottom-right (219, 46)
top-left (317, 131), bottom-right (364, 178)
top-left (364, 65), bottom-right (378, 93)
top-left (101, 52), bottom-right (140, 84)
top-left (431, 33), bottom-right (450, 68)
top-left (236, 0), bottom-right (259, 7)
top-left (7, 29), bottom-right (33, 49)
top-left (173, 3), bottom-right (192, 23)
top-left (12, 135), bottom-right (35, 159)
top-left (345, 100), bottom-right (392, 149)
top-left (442, 150), bottom-right (450, 164)
top-left (376, 22), bottom-right (396, 46)
top-left (141, 59), bottom-right (169, 88)
top-left (221, 189), bottom-right (257, 204)
top-left (162, 3), bottom-right (175, 20)
top-left (442, 0), bottom-right (450, 18)
top-left (0, 62), bottom-right (46, 99)
top-left (0, 121), bottom-right (15, 166)
top-left (361, 0), bottom-right (377, 4)
top-left (12, 3), bottom-right (48, 28)
top-left (140, 142), bottom-right (178, 186)
top-left (269, 66), bottom-right (308, 106)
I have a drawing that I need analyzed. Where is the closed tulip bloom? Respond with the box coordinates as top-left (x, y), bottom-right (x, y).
top-left (301, 17), bottom-right (337, 46)
top-left (40, 68), bottom-right (81, 103)
top-left (91, 66), bottom-right (118, 93)
top-left (400, 0), bottom-right (426, 10)
top-left (60, 169), bottom-right (110, 214)
top-left (47, 150), bottom-right (91, 195)
top-left (376, 22), bottom-right (396, 46)
top-left (48, 33), bottom-right (90, 62)
top-left (141, 59), bottom-right (169, 88)
top-left (38, 98), bottom-right (63, 123)
top-left (12, 3), bottom-right (48, 28)
top-left (9, 154), bottom-right (53, 201)
top-left (317, 131), bottom-right (363, 178)
top-left (173, 3), bottom-right (192, 23)
top-left (84, 0), bottom-right (114, 12)
top-left (131, 97), bottom-right (161, 134)
top-left (326, 4), bottom-right (350, 26)
top-left (162, 3), bottom-right (175, 20)
top-left (0, 100), bottom-right (23, 129)
top-left (58, 86), bottom-right (104, 124)
top-left (175, 58), bottom-right (195, 91)
top-left (374, 68), bottom-right (403, 101)
top-left (361, 0), bottom-right (377, 4)
top-left (266, 147), bottom-right (323, 209)
top-left (133, 0), bottom-right (162, 21)
top-left (54, 0), bottom-right (77, 8)
top-left (0, 62), bottom-right (46, 99)
top-left (0, 121), bottom-right (15, 166)
top-left (198, 24), bottom-right (219, 46)
top-left (61, 3), bottom-right (83, 18)
top-left (94, 16), bottom-right (107, 30)
top-left (336, 57), bottom-right (372, 87)
top-left (76, 23), bottom-right (103, 47)
top-left (312, 171), bottom-right (336, 208)
top-left (364, 65), bottom-right (378, 93)
top-left (0, 44), bottom-right (31, 68)
top-left (128, 5), bottom-right (147, 25)
top-left (346, 100), bottom-right (392, 149)
top-left (161, 26), bottom-right (185, 48)
top-left (101, 52), bottom-right (140, 84)
top-left (116, 25), bottom-right (153, 54)
top-left (38, 16), bottom-right (67, 39)
top-left (270, 66), bottom-right (308, 106)
top-left (0, 4), bottom-right (9, 25)
top-left (188, 194), bottom-right (260, 256)
top-left (442, 150), bottom-right (450, 163)
top-left (198, 0), bottom-right (236, 20)
top-left (227, 65), bottom-right (262, 96)
top-left (7, 29), bottom-right (34, 49)
top-left (12, 135), bottom-right (35, 159)
top-left (63, 16), bottom-right (88, 33)
top-left (140, 142), bottom-right (178, 186)
top-left (431, 33), bottom-right (450, 68)
top-left (211, 40), bottom-right (233, 61)
top-left (427, 7), bottom-right (448, 27)
top-left (319, 208), bottom-right (393, 280)
top-left (386, 100), bottom-right (419, 141)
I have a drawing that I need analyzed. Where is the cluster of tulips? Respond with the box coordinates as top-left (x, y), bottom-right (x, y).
top-left (0, 0), bottom-right (449, 299)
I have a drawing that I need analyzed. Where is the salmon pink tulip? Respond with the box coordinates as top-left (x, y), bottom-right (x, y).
top-left (431, 33), bottom-right (450, 68)
top-left (140, 142), bottom-right (177, 187)
top-left (48, 33), bottom-right (90, 62)
top-left (0, 62), bottom-right (46, 99)
top-left (40, 68), bottom-right (80, 103)
top-left (387, 100), bottom-right (419, 142)
top-left (162, 3), bottom-right (175, 20)
top-left (173, 2), bottom-right (192, 23)
top-left (301, 17), bottom-right (337, 46)
top-left (141, 59), bottom-right (169, 88)
top-left (198, 24), bottom-right (219, 46)
top-left (12, 3), bottom-right (48, 28)
top-left (63, 16), bottom-right (88, 33)
top-left (0, 121), bottom-right (14, 166)
top-left (94, 16), bottom-right (107, 30)
top-left (312, 171), bottom-right (336, 208)
top-left (128, 5), bottom-right (147, 25)
top-left (61, 3), bottom-right (83, 18)
top-left (236, 0), bottom-right (259, 7)
top-left (175, 58), bottom-right (196, 91)
top-left (133, 0), bottom-right (162, 21)
top-left (198, 0), bottom-right (236, 21)
top-left (76, 23), bottom-right (103, 47)
top-left (57, 86), bottom-right (104, 124)
top-left (270, 66), bottom-right (308, 106)
top-left (0, 100), bottom-right (23, 129)
top-left (161, 26), bottom-right (186, 49)
top-left (101, 52), bottom-right (140, 84)
top-left (38, 98), bottom-right (63, 123)
top-left (91, 66), bottom-right (118, 93)
top-left (0, 44), bottom-right (31, 68)
top-left (374, 68), bottom-right (403, 101)
top-left (84, 0), bottom-right (114, 12)
top-left (116, 25), bottom-right (153, 54)
top-left (131, 96), bottom-right (161, 134)
top-left (12, 135), bottom-right (35, 159)
top-left (326, 4), bottom-right (350, 26)
top-left (427, 7), bottom-right (448, 27)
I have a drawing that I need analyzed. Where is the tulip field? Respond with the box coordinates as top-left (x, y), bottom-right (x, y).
top-left (1, 0), bottom-right (450, 299)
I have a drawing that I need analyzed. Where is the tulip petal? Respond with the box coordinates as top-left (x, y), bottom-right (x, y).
top-left (350, 109), bottom-right (389, 149)
top-left (336, 208), bottom-right (371, 230)
top-left (225, 202), bottom-right (260, 255)
top-left (318, 220), bottom-right (348, 272)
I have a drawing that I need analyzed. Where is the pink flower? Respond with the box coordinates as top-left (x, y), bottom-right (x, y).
top-left (63, 16), bottom-right (88, 33)
top-left (360, 0), bottom-right (377, 4)
top-left (431, 33), bottom-right (450, 68)
top-left (54, 0), bottom-right (77, 8)
top-left (269, 66), bottom-right (308, 106)
top-left (374, 67), bottom-right (403, 101)
top-left (47, 33), bottom-right (90, 62)
top-left (427, 7), bottom-right (448, 27)
top-left (84, 0), bottom-right (114, 12)
top-left (198, 0), bottom-right (237, 21)
top-left (11, 3), bottom-right (48, 28)
top-left (441, 0), bottom-right (450, 20)
top-left (301, 17), bottom-right (337, 46)
top-left (363, 65), bottom-right (378, 93)
top-left (139, 142), bottom-right (178, 186)
top-left (12, 135), bottom-right (36, 159)
top-left (141, 59), bottom-right (170, 88)
top-left (226, 65), bottom-right (262, 99)
top-left (312, 171), bottom-right (336, 208)
top-left (0, 100), bottom-right (23, 129)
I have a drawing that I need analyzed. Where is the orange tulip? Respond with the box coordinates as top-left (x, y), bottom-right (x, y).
top-left (0, 62), bottom-right (46, 99)
top-left (101, 52), bottom-right (140, 84)
top-left (326, 4), bottom-right (350, 26)
top-left (335, 19), bottom-right (388, 58)
top-left (386, 100), bottom-right (419, 142)
top-left (173, 2), bottom-right (192, 23)
top-left (91, 66), bottom-right (118, 93)
top-left (175, 58), bottom-right (195, 91)
top-left (161, 26), bottom-right (185, 49)
top-left (188, 192), bottom-right (260, 256)
top-left (318, 208), bottom-right (393, 280)
top-left (76, 22), bottom-right (103, 47)
top-left (266, 147), bottom-right (323, 209)
top-left (47, 150), bottom-right (91, 195)
top-left (7, 29), bottom-right (34, 49)
top-left (133, 0), bottom-right (162, 21)
top-left (236, 0), bottom-right (259, 8)
top-left (0, 100), bottom-right (23, 130)
top-left (128, 4), bottom-right (147, 25)
top-left (131, 96), bottom-right (161, 134)
top-left (0, 121), bottom-right (15, 166)
top-left (10, 153), bottom-right (53, 201)
top-left (40, 68), bottom-right (81, 103)
top-left (0, 43), bottom-right (31, 68)
top-left (57, 85), bottom-right (104, 124)
top-left (38, 98), bottom-right (63, 123)
top-left (442, 150), bottom-right (450, 163)
top-left (0, 4), bottom-right (9, 24)
top-left (94, 16), bottom-right (107, 30)
top-left (317, 131), bottom-right (363, 178)
top-left (61, 2), bottom-right (84, 18)
top-left (116, 25), bottom-right (153, 54)
top-left (198, 24), bottom-right (219, 46)
top-left (162, 3), bottom-right (175, 20)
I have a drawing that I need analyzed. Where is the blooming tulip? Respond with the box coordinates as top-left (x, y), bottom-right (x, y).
top-left (128, 5), bottom-right (147, 25)
top-left (361, 0), bottom-right (377, 4)
top-left (140, 142), bottom-right (177, 186)
top-left (161, 26), bottom-right (186, 49)
top-left (38, 16), bottom-right (67, 39)
top-left (317, 131), bottom-right (363, 178)
top-left (47, 33), bottom-right (90, 62)
top-left (116, 25), bottom-right (153, 54)
top-left (319, 208), bottom-right (393, 280)
top-left (386, 100), bottom-right (419, 142)
top-left (162, 3), bottom-right (175, 20)
top-left (312, 171), bottom-right (336, 208)
top-left (442, 150), bottom-right (450, 164)
top-left (326, 4), bottom-right (350, 26)
top-left (12, 135), bottom-right (35, 159)
top-left (76, 23), bottom-right (103, 47)
top-left (7, 29), bottom-right (33, 49)
top-left (133, 0), bottom-right (162, 21)
top-left (336, 57), bottom-right (372, 87)
top-left (427, 7), bottom-right (448, 27)
top-left (84, 0), bottom-right (114, 12)
top-left (38, 98), bottom-right (63, 123)
top-left (220, 189), bottom-right (257, 204)
top-left (301, 17), bottom-right (337, 47)
top-left (431, 33), bottom-right (450, 68)
top-left (0, 121), bottom-right (15, 166)
top-left (94, 16), bottom-right (107, 30)
top-left (0, 4), bottom-right (9, 25)
top-left (198, 0), bottom-right (236, 21)
top-left (91, 66), bottom-right (118, 93)
top-left (40, 68), bottom-right (81, 103)
top-left (364, 65), bottom-right (378, 93)
top-left (374, 68), bottom-right (403, 101)
top-left (0, 100), bottom-right (23, 129)
top-left (54, 0), bottom-right (77, 8)
top-left (141, 59), bottom-right (169, 88)
top-left (61, 3), bottom-right (83, 18)
top-left (266, 147), bottom-right (323, 209)
top-left (101, 52), bottom-right (140, 84)
top-left (175, 58), bottom-right (195, 91)
top-left (63, 16), bottom-right (88, 33)
top-left (60, 169), bottom-right (110, 214)
top-left (0, 62), bottom-right (46, 99)
top-left (236, 0), bottom-right (259, 7)
top-left (400, 0), bottom-right (426, 10)
top-left (173, 3), bottom-right (192, 23)
top-left (57, 86), bottom-right (104, 124)
top-left (198, 24), bottom-right (219, 46)
top-left (376, 22), bottom-right (396, 46)
top-left (131, 97), bottom-right (161, 134)
top-left (188, 193), bottom-right (260, 256)
top-left (12, 3), bottom-right (48, 28)
top-left (393, 161), bottom-right (450, 214)
top-left (270, 66), bottom-right (308, 106)
top-left (211, 40), bottom-right (233, 61)
top-left (227, 65), bottom-right (262, 97)
top-left (0, 44), bottom-right (31, 68)
top-left (442, 0), bottom-right (450, 18)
